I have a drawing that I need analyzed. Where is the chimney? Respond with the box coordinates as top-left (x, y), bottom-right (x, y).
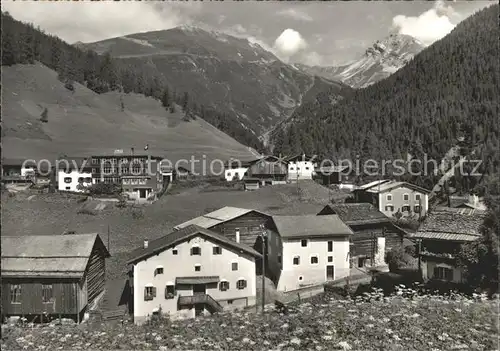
top-left (144, 239), bottom-right (149, 249)
top-left (235, 229), bottom-right (240, 243)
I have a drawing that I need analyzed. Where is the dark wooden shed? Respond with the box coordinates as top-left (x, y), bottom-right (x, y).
top-left (1, 233), bottom-right (110, 323)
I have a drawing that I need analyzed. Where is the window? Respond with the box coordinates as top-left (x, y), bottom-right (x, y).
top-left (92, 158), bottom-right (98, 165)
top-left (385, 205), bottom-right (394, 212)
top-left (414, 205), bottom-right (421, 213)
top-left (386, 194), bottom-right (392, 201)
top-left (293, 256), bottom-right (300, 265)
top-left (154, 267), bottom-right (164, 276)
top-left (190, 246), bottom-right (201, 255)
top-left (298, 276), bottom-right (303, 281)
top-left (328, 256), bottom-right (333, 263)
top-left (236, 279), bottom-right (247, 290)
top-left (84, 177), bottom-right (92, 183)
top-left (227, 299), bottom-right (234, 304)
top-left (231, 262), bottom-right (238, 271)
top-left (415, 194), bottom-right (421, 201)
top-left (402, 205), bottom-right (411, 212)
top-left (301, 239), bottom-right (308, 247)
top-left (213, 246), bottom-right (222, 255)
top-left (310, 256), bottom-right (319, 265)
top-left (194, 264), bottom-right (201, 272)
top-left (165, 285), bottom-right (175, 299)
top-left (403, 194), bottom-right (409, 201)
top-left (64, 177), bottom-right (72, 183)
top-left (227, 172), bottom-right (232, 177)
top-left (290, 166), bottom-right (295, 171)
top-left (219, 281), bottom-right (230, 291)
top-left (65, 187), bottom-right (70, 190)
top-left (78, 177), bottom-right (84, 183)
top-left (144, 286), bottom-right (156, 301)
top-left (278, 255), bottom-right (282, 264)
top-left (10, 285), bottom-right (21, 304)
top-left (172, 249), bottom-right (178, 255)
top-left (305, 167), bottom-right (310, 170)
top-left (328, 241), bottom-right (333, 252)
top-left (433, 267), bottom-right (453, 281)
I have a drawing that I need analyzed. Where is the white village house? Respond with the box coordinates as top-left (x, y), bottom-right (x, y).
top-left (56, 158), bottom-right (93, 193)
top-left (353, 179), bottom-right (431, 219)
top-left (286, 154), bottom-right (317, 181)
top-left (224, 159), bottom-right (257, 182)
top-left (127, 225), bottom-right (261, 325)
top-left (272, 215), bottom-right (353, 292)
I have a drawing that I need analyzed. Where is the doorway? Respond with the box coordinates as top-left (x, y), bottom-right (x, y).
top-left (326, 265), bottom-right (335, 280)
top-left (139, 188), bottom-right (147, 198)
top-left (193, 284), bottom-right (206, 295)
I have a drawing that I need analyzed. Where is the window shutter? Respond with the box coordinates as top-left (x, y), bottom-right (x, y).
top-left (144, 287), bottom-right (148, 301)
top-left (152, 287), bottom-right (157, 297)
top-left (164, 286), bottom-right (168, 299)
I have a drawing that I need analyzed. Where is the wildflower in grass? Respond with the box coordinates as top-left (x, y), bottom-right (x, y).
top-left (338, 341), bottom-right (352, 350)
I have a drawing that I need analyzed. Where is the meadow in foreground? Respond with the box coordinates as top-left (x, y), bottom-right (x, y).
top-left (1, 287), bottom-right (498, 351)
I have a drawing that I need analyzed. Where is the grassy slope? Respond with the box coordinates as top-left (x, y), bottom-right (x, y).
top-left (1, 180), bottom-right (348, 279)
top-left (2, 63), bottom-right (255, 164)
top-left (1, 292), bottom-right (497, 350)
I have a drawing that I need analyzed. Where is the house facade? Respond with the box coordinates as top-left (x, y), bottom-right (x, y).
top-left (1, 234), bottom-right (110, 323)
top-left (286, 154), bottom-right (317, 181)
top-left (353, 180), bottom-right (430, 219)
top-left (56, 158), bottom-right (93, 193)
top-left (90, 154), bottom-right (166, 200)
top-left (272, 215), bottom-right (352, 292)
top-left (127, 225), bottom-right (260, 325)
top-left (317, 203), bottom-right (408, 269)
top-left (411, 207), bottom-right (485, 283)
top-left (174, 207), bottom-right (283, 285)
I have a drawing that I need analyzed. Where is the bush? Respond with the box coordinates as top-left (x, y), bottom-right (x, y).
top-left (385, 246), bottom-right (414, 272)
top-left (88, 183), bottom-right (121, 196)
top-left (116, 197), bottom-right (127, 208)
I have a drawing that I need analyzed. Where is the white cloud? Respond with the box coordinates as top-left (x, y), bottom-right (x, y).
top-left (277, 8), bottom-right (313, 22)
top-left (273, 29), bottom-right (308, 59)
top-left (2, 2), bottom-right (202, 43)
top-left (391, 0), bottom-right (457, 45)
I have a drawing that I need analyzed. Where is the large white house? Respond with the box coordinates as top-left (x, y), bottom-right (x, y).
top-left (353, 180), bottom-right (431, 219)
top-left (286, 154), bottom-right (317, 181)
top-left (272, 215), bottom-right (353, 292)
top-left (127, 224), bottom-right (261, 325)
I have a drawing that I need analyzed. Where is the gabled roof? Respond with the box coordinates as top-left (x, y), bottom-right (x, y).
top-left (1, 234), bottom-right (110, 278)
top-left (319, 203), bottom-right (391, 226)
top-left (254, 155), bottom-right (287, 164)
top-left (356, 179), bottom-right (391, 190)
top-left (225, 159), bottom-right (260, 168)
top-left (174, 206), bottom-right (270, 230)
top-left (272, 215), bottom-right (353, 239)
top-left (285, 154), bottom-right (317, 162)
top-left (411, 207), bottom-right (486, 242)
top-left (127, 225), bottom-right (262, 264)
top-left (363, 180), bottom-right (431, 194)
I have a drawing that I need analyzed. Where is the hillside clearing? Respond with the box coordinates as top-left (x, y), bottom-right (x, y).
top-left (2, 63), bottom-right (255, 166)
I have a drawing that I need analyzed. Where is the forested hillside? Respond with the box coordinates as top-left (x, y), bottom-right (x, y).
top-left (274, 4), bottom-right (499, 194)
top-left (0, 12), bottom-right (265, 151)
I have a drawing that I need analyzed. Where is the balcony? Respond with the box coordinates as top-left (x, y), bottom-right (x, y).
top-left (178, 294), bottom-right (223, 314)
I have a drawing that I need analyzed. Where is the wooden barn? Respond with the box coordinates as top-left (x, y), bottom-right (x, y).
top-left (1, 233), bottom-right (110, 323)
top-left (245, 156), bottom-right (288, 186)
top-left (317, 203), bottom-right (408, 268)
top-left (174, 206), bottom-right (283, 285)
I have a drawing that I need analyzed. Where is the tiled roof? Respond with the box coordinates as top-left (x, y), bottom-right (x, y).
top-left (174, 206), bottom-right (269, 230)
top-left (320, 203), bottom-right (391, 226)
top-left (1, 234), bottom-right (109, 278)
top-left (272, 215), bottom-right (353, 239)
top-left (411, 207), bottom-right (486, 242)
top-left (127, 225), bottom-right (262, 264)
top-left (364, 180), bottom-right (431, 194)
top-left (357, 179), bottom-right (390, 190)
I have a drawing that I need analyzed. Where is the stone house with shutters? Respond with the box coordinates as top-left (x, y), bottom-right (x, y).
top-left (127, 225), bottom-right (261, 325)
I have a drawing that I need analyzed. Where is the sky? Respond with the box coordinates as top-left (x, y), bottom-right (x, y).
top-left (2, 0), bottom-right (494, 66)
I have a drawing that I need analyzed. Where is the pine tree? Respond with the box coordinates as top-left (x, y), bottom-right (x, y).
top-left (161, 87), bottom-right (171, 109)
top-left (40, 108), bottom-right (48, 123)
